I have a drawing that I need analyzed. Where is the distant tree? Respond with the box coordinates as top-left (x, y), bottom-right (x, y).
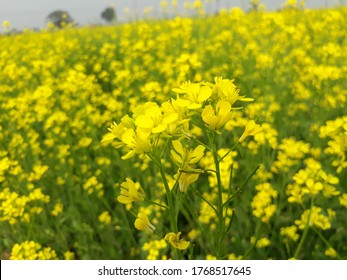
top-left (101, 7), bottom-right (116, 23)
top-left (46, 10), bottom-right (74, 28)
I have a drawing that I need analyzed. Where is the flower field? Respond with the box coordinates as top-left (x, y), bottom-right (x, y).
top-left (0, 6), bottom-right (346, 260)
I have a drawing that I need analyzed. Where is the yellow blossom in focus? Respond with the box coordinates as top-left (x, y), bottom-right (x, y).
top-left (134, 212), bottom-right (156, 233)
top-left (174, 170), bottom-right (200, 192)
top-left (165, 232), bottom-right (190, 250)
top-left (117, 178), bottom-right (145, 204)
top-left (121, 129), bottom-right (151, 160)
top-left (239, 120), bottom-right (262, 142)
top-left (171, 140), bottom-right (205, 168)
top-left (202, 100), bottom-right (232, 131)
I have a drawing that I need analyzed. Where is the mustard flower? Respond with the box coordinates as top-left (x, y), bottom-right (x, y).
top-left (251, 237), bottom-right (271, 248)
top-left (121, 128), bottom-right (151, 159)
top-left (295, 206), bottom-right (332, 230)
top-left (2, 20), bottom-right (10, 29)
top-left (239, 120), bottom-right (262, 142)
top-left (325, 247), bottom-right (337, 258)
top-left (173, 82), bottom-right (211, 109)
top-left (164, 232), bottom-right (190, 250)
top-left (174, 170), bottom-right (200, 192)
top-left (280, 225), bottom-right (300, 242)
top-left (64, 251), bottom-right (75, 260)
top-left (171, 140), bottom-right (205, 168)
top-left (117, 178), bottom-right (145, 204)
top-left (134, 212), bottom-right (156, 233)
top-left (134, 102), bottom-right (177, 134)
top-left (98, 211), bottom-right (111, 225)
top-left (339, 194), bottom-right (347, 208)
top-left (101, 118), bottom-right (131, 146)
top-left (201, 100), bottom-right (232, 130)
top-left (212, 77), bottom-right (253, 105)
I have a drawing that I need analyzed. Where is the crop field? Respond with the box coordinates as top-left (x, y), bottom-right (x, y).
top-left (0, 6), bottom-right (346, 260)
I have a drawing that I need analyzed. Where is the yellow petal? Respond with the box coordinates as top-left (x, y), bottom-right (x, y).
top-left (117, 195), bottom-right (134, 204)
top-left (135, 115), bottom-right (154, 129)
top-left (177, 240), bottom-right (190, 250)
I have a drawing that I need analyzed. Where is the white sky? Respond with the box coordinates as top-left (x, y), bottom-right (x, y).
top-left (0, 0), bottom-right (343, 30)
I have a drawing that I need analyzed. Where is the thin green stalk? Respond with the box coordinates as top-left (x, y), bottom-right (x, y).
top-left (210, 131), bottom-right (224, 258)
top-left (157, 160), bottom-right (177, 233)
top-left (191, 186), bottom-right (217, 214)
top-left (293, 198), bottom-right (314, 259)
top-left (312, 227), bottom-right (342, 260)
top-left (219, 142), bottom-right (239, 163)
top-left (180, 129), bottom-right (212, 151)
top-left (148, 153), bottom-right (177, 232)
top-left (222, 165), bottom-right (260, 208)
top-left (145, 198), bottom-right (168, 209)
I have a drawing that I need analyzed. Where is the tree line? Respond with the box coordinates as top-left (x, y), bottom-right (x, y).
top-left (46, 6), bottom-right (116, 28)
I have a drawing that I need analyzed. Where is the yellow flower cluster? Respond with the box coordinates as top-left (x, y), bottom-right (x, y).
top-left (286, 158), bottom-right (339, 203)
top-left (319, 116), bottom-right (347, 173)
top-left (271, 138), bottom-right (310, 173)
top-left (295, 206), bottom-right (334, 231)
top-left (142, 239), bottom-right (167, 260)
top-left (10, 241), bottom-right (58, 260)
top-left (280, 225), bottom-right (300, 242)
top-left (0, 188), bottom-right (50, 224)
top-left (1, 3), bottom-right (346, 260)
top-left (251, 183), bottom-right (278, 223)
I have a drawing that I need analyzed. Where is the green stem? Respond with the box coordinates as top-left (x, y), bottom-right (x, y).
top-left (222, 165), bottom-right (260, 208)
top-left (145, 198), bottom-right (168, 209)
top-left (191, 186), bottom-right (217, 214)
top-left (293, 198), bottom-right (314, 259)
top-left (312, 227), bottom-right (341, 260)
top-left (219, 142), bottom-right (239, 163)
top-left (148, 153), bottom-right (177, 232)
top-left (210, 131), bottom-right (224, 258)
top-left (150, 153), bottom-right (182, 259)
top-left (180, 129), bottom-right (212, 151)
top-left (158, 160), bottom-right (177, 233)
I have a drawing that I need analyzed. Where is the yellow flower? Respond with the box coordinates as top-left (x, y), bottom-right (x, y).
top-left (171, 140), bottom-right (205, 167)
top-left (212, 77), bottom-right (253, 105)
top-left (295, 206), bottom-right (332, 230)
top-left (51, 202), bottom-right (63, 217)
top-left (239, 120), bottom-right (262, 142)
top-left (201, 100), bottom-right (232, 130)
top-left (324, 247), bottom-right (337, 258)
top-left (173, 82), bottom-right (211, 109)
top-left (64, 251), bottom-right (75, 260)
top-left (339, 193), bottom-right (347, 208)
top-left (206, 254), bottom-right (217, 260)
top-left (98, 211), bottom-right (111, 225)
top-left (2, 20), bottom-right (10, 28)
top-left (280, 225), bottom-right (300, 242)
top-left (251, 237), bottom-right (271, 248)
top-left (174, 170), bottom-right (200, 192)
top-left (117, 178), bottom-right (145, 204)
top-left (121, 128), bottom-right (151, 159)
top-left (164, 232), bottom-right (190, 250)
top-left (134, 212), bottom-right (156, 233)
